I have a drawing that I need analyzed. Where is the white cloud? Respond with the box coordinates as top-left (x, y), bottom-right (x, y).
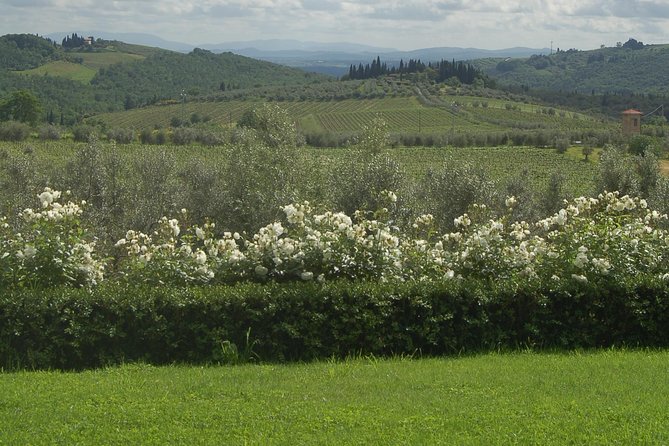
top-left (1, 0), bottom-right (669, 50)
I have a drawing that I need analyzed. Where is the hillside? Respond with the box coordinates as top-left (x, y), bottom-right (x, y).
top-left (90, 48), bottom-right (329, 108)
top-left (477, 39), bottom-right (669, 96)
top-left (93, 78), bottom-right (617, 149)
top-left (0, 34), bottom-right (329, 124)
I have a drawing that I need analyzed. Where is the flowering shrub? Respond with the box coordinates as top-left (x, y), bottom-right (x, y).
top-left (0, 188), bottom-right (104, 288)
top-left (114, 190), bottom-right (669, 287)
top-left (115, 212), bottom-right (248, 285)
top-left (2, 188), bottom-right (669, 288)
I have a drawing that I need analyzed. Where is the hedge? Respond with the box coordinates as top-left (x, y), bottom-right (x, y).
top-left (1, 277), bottom-right (669, 370)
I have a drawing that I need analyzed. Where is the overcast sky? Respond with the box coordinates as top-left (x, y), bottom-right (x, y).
top-left (2, 0), bottom-right (669, 50)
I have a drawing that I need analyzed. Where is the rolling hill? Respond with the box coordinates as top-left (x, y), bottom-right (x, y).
top-left (0, 33), bottom-right (329, 124)
top-left (477, 39), bottom-right (669, 96)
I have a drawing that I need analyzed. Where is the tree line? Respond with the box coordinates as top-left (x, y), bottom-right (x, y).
top-left (61, 33), bottom-right (92, 49)
top-left (344, 56), bottom-right (484, 85)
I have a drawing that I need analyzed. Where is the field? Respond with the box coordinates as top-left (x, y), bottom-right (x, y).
top-left (17, 60), bottom-right (98, 83)
top-left (93, 94), bottom-right (615, 136)
top-left (69, 51), bottom-right (145, 70)
top-left (1, 350), bottom-right (667, 444)
top-left (16, 50), bottom-right (145, 83)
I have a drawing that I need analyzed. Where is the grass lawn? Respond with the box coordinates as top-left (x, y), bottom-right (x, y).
top-left (17, 60), bottom-right (98, 83)
top-left (1, 350), bottom-right (668, 444)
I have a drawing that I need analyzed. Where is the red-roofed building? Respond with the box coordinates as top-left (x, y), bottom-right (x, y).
top-left (622, 109), bottom-right (642, 137)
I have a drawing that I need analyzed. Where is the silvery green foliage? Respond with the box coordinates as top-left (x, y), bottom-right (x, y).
top-left (636, 150), bottom-right (661, 198)
top-left (63, 139), bottom-right (128, 244)
top-left (329, 117), bottom-right (406, 216)
top-left (176, 158), bottom-right (226, 225)
top-left (504, 169), bottom-right (540, 224)
top-left (598, 144), bottom-right (663, 203)
top-left (597, 145), bottom-right (639, 196)
top-left (237, 103), bottom-right (304, 149)
top-left (649, 177), bottom-right (669, 226)
top-left (419, 157), bottom-right (499, 232)
top-left (541, 172), bottom-right (567, 216)
top-left (124, 148), bottom-right (181, 234)
top-left (0, 151), bottom-right (39, 218)
top-left (106, 128), bottom-right (135, 144)
top-left (222, 126), bottom-right (301, 233)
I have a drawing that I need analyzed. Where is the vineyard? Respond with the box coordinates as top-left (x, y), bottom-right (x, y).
top-left (92, 93), bottom-right (617, 137)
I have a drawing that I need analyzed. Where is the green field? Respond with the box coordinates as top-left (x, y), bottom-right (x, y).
top-left (70, 50), bottom-right (145, 70)
top-left (16, 51), bottom-right (145, 83)
top-left (93, 95), bottom-right (616, 136)
top-left (17, 60), bottom-right (98, 83)
top-left (1, 350), bottom-right (667, 445)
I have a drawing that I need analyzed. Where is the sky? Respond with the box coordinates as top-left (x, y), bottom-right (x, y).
top-left (2, 0), bottom-right (669, 51)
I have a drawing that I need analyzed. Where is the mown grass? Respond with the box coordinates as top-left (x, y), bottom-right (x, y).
top-left (17, 60), bottom-right (97, 83)
top-left (70, 51), bottom-right (145, 71)
top-left (1, 350), bottom-right (668, 445)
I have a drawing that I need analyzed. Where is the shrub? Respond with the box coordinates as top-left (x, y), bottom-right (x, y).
top-left (155, 130), bottom-right (167, 145)
top-left (171, 127), bottom-right (198, 145)
top-left (553, 137), bottom-right (569, 154)
top-left (106, 128), bottom-right (135, 144)
top-left (0, 188), bottom-right (104, 289)
top-left (72, 124), bottom-right (97, 142)
top-left (418, 157), bottom-right (499, 231)
top-left (38, 125), bottom-right (61, 141)
top-left (1, 276), bottom-right (668, 370)
top-left (139, 129), bottom-right (155, 144)
top-left (195, 130), bottom-right (224, 146)
top-left (0, 121), bottom-right (30, 141)
top-left (628, 135), bottom-right (654, 156)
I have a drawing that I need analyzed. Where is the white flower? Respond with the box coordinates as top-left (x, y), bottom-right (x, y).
top-left (381, 190), bottom-right (397, 203)
top-left (555, 209), bottom-right (568, 226)
top-left (194, 250), bottom-right (207, 265)
top-left (23, 245), bottom-right (37, 259)
top-left (505, 196), bottom-right (517, 208)
top-left (168, 219), bottom-right (180, 237)
top-left (454, 214), bottom-right (471, 227)
top-left (195, 227), bottom-right (205, 240)
top-left (571, 274), bottom-right (588, 283)
top-left (300, 271), bottom-right (314, 281)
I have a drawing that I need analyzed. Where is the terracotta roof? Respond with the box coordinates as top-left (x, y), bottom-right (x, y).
top-left (622, 109), bottom-right (642, 114)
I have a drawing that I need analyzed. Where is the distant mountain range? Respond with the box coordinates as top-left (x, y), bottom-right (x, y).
top-left (46, 32), bottom-right (550, 77)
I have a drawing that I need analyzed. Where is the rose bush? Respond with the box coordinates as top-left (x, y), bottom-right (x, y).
top-left (2, 188), bottom-right (668, 288)
top-left (0, 188), bottom-right (104, 288)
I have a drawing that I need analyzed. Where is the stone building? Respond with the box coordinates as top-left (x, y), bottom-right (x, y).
top-left (622, 109), bottom-right (642, 137)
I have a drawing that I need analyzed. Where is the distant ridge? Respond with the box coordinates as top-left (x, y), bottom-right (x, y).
top-left (45, 31), bottom-right (549, 76)
top-left (46, 31), bottom-right (194, 52)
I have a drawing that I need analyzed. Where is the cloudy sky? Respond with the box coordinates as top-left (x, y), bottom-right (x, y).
top-left (2, 0), bottom-right (669, 50)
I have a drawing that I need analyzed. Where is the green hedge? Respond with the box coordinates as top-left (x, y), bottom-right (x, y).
top-left (1, 277), bottom-right (669, 370)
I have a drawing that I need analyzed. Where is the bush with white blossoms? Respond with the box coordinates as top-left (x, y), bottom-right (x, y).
top-left (3, 188), bottom-right (669, 288)
top-left (113, 190), bottom-right (669, 286)
top-left (0, 188), bottom-right (104, 287)
top-left (114, 211), bottom-right (249, 285)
